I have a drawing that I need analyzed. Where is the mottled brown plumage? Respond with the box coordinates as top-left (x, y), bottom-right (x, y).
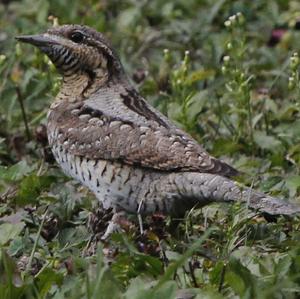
top-left (16, 25), bottom-right (300, 236)
top-left (47, 88), bottom-right (238, 175)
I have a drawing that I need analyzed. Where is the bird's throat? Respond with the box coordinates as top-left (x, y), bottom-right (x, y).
top-left (56, 68), bottom-right (109, 102)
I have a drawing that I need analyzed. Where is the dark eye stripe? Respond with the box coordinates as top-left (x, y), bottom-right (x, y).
top-left (52, 47), bottom-right (67, 65)
top-left (61, 48), bottom-right (69, 62)
top-left (54, 47), bottom-right (70, 68)
top-left (62, 58), bottom-right (79, 72)
top-left (51, 47), bottom-right (63, 63)
top-left (70, 62), bottom-right (81, 73)
top-left (48, 43), bottom-right (82, 75)
top-left (55, 56), bottom-right (67, 68)
top-left (58, 47), bottom-right (68, 57)
top-left (64, 53), bottom-right (74, 65)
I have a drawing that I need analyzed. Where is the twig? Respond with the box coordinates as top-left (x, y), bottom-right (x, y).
top-left (188, 260), bottom-right (199, 288)
top-left (15, 86), bottom-right (31, 141)
top-left (0, 186), bottom-right (18, 203)
top-left (218, 263), bottom-right (226, 292)
top-left (26, 206), bottom-right (48, 273)
top-left (159, 240), bottom-right (169, 269)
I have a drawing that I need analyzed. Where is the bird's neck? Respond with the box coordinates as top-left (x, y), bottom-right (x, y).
top-left (55, 68), bottom-right (111, 102)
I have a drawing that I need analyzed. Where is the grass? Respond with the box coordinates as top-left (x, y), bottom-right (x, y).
top-left (1, 0), bottom-right (300, 298)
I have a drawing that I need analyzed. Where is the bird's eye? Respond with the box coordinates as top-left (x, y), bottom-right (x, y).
top-left (70, 31), bottom-right (85, 43)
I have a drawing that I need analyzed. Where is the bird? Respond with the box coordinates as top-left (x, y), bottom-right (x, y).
top-left (16, 25), bottom-right (300, 237)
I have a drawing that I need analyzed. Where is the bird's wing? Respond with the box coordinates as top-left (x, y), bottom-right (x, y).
top-left (48, 87), bottom-right (238, 177)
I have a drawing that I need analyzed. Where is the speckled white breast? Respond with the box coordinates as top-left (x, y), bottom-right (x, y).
top-left (50, 143), bottom-right (163, 213)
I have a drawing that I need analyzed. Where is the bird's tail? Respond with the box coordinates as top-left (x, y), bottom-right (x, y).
top-left (155, 172), bottom-right (300, 216)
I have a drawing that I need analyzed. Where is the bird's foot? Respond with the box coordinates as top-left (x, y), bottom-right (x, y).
top-left (137, 213), bottom-right (144, 235)
top-left (137, 198), bottom-right (145, 235)
top-left (101, 211), bottom-right (127, 240)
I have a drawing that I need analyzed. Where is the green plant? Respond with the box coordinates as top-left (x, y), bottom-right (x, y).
top-left (0, 1), bottom-right (300, 298)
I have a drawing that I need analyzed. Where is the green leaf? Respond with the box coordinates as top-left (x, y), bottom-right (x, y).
top-left (260, 176), bottom-right (282, 192)
top-left (8, 237), bottom-right (24, 256)
top-left (0, 160), bottom-right (34, 182)
top-left (186, 69), bottom-right (215, 84)
top-left (0, 250), bottom-right (23, 292)
top-left (125, 280), bottom-right (177, 299)
top-left (212, 138), bottom-right (242, 156)
top-left (117, 7), bottom-right (140, 28)
top-left (253, 131), bottom-right (282, 152)
top-left (0, 222), bottom-right (25, 246)
top-left (186, 90), bottom-right (209, 120)
top-left (225, 257), bottom-right (257, 298)
top-left (155, 229), bottom-right (213, 289)
top-left (16, 174), bottom-right (55, 205)
top-left (275, 255), bottom-right (292, 280)
top-left (150, 281), bottom-right (177, 299)
top-left (125, 277), bottom-right (154, 299)
top-left (285, 176), bottom-right (300, 197)
top-left (35, 267), bottom-right (64, 298)
top-left (209, 260), bottom-right (225, 286)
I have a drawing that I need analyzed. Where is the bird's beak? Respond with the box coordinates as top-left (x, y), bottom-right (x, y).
top-left (15, 34), bottom-right (59, 48)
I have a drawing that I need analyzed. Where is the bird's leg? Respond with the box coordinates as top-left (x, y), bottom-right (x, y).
top-left (101, 199), bottom-right (145, 240)
top-left (137, 198), bottom-right (145, 235)
top-left (101, 209), bottom-right (126, 240)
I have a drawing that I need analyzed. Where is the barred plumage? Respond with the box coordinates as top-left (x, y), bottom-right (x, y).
top-left (16, 25), bottom-right (300, 236)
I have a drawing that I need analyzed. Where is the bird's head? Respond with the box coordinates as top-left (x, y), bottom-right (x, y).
top-left (16, 25), bottom-right (125, 82)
